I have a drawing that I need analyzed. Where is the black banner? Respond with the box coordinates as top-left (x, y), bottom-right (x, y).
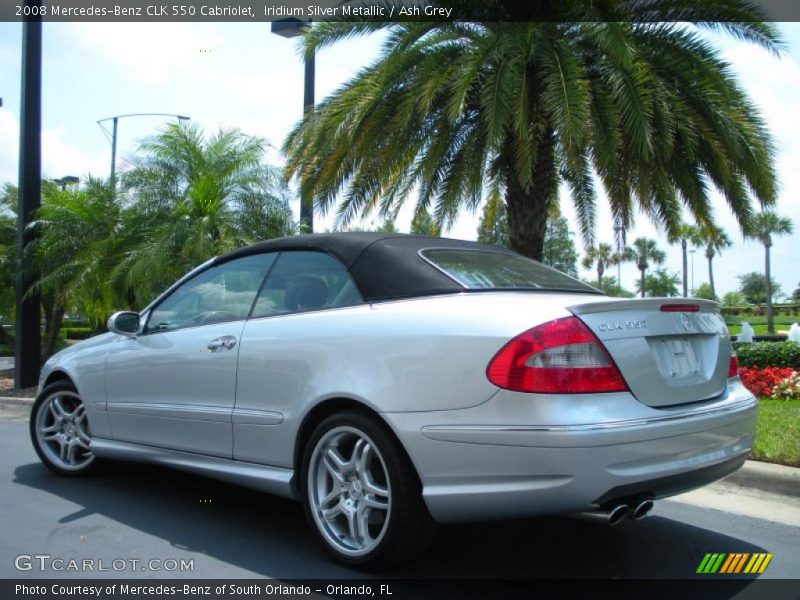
top-left (4, 579), bottom-right (800, 600)
top-left (3, 0), bottom-right (800, 23)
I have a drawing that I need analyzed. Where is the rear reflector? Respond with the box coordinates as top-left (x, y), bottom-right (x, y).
top-left (660, 304), bottom-right (700, 312)
top-left (728, 355), bottom-right (739, 378)
top-left (486, 316), bottom-right (629, 394)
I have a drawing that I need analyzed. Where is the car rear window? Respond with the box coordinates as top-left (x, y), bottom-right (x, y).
top-left (420, 248), bottom-right (600, 293)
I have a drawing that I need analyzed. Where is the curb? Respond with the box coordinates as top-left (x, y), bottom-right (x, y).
top-left (0, 396), bottom-right (34, 403)
top-left (0, 395), bottom-right (797, 498)
top-left (723, 460), bottom-right (800, 498)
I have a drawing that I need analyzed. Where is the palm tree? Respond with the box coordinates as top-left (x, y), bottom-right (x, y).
top-left (631, 237), bottom-right (666, 298)
top-left (582, 243), bottom-right (616, 287)
top-left (694, 226), bottom-right (732, 301)
top-left (29, 178), bottom-right (127, 355)
top-left (636, 269), bottom-right (680, 298)
top-left (747, 212), bottom-right (794, 334)
top-left (284, 6), bottom-right (780, 260)
top-left (122, 122), bottom-right (295, 295)
top-left (668, 223), bottom-right (699, 297)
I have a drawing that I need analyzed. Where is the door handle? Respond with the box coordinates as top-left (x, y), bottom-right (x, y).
top-left (207, 335), bottom-right (237, 352)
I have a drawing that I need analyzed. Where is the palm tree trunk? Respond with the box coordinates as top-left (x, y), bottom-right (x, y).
top-left (597, 262), bottom-right (604, 287)
top-left (43, 303), bottom-right (66, 359)
top-left (681, 240), bottom-right (688, 297)
top-left (707, 252), bottom-right (716, 300)
top-left (640, 268), bottom-right (646, 298)
top-left (765, 244), bottom-right (774, 334)
top-left (126, 286), bottom-right (139, 312)
top-left (505, 128), bottom-right (556, 261)
top-left (0, 322), bottom-right (12, 347)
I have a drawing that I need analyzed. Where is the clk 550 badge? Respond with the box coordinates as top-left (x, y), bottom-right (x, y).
top-left (598, 319), bottom-right (648, 332)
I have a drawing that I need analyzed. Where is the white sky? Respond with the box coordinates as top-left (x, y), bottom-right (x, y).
top-left (0, 21), bottom-right (798, 297)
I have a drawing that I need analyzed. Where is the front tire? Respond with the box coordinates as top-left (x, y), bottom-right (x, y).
top-left (30, 382), bottom-right (96, 476)
top-left (302, 411), bottom-right (431, 568)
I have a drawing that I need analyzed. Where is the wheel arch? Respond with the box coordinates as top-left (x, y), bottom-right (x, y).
top-left (42, 369), bottom-right (76, 390)
top-left (291, 397), bottom-right (421, 498)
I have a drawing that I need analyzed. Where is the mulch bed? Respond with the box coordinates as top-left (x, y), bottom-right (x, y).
top-left (0, 370), bottom-right (36, 399)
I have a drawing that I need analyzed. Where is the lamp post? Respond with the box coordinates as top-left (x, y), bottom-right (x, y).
top-left (97, 113), bottom-right (190, 188)
top-left (51, 176), bottom-right (79, 191)
top-left (272, 18), bottom-right (315, 232)
top-left (15, 14), bottom-right (42, 388)
top-left (689, 249), bottom-right (696, 295)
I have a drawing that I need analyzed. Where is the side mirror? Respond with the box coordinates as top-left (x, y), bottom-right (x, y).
top-left (107, 311), bottom-right (140, 337)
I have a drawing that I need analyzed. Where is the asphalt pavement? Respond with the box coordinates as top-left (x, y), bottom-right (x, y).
top-left (1, 401), bottom-right (799, 583)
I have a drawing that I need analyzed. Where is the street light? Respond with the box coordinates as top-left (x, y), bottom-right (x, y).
top-left (689, 249), bottom-right (696, 295)
top-left (51, 175), bottom-right (79, 190)
top-left (97, 113), bottom-right (190, 188)
top-left (272, 18), bottom-right (315, 232)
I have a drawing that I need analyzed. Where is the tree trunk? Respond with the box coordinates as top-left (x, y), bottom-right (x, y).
top-left (505, 128), bottom-right (557, 261)
top-left (0, 322), bottom-right (12, 347)
top-left (707, 252), bottom-right (716, 301)
top-left (640, 268), bottom-right (646, 298)
top-left (765, 244), bottom-right (774, 334)
top-left (43, 302), bottom-right (66, 359)
top-left (681, 239), bottom-right (688, 297)
top-left (126, 286), bottom-right (139, 312)
top-left (597, 262), bottom-right (604, 287)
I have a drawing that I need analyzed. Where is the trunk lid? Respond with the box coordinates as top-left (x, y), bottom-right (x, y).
top-left (569, 298), bottom-right (731, 407)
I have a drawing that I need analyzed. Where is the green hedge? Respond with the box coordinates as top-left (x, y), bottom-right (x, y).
top-left (722, 304), bottom-right (800, 317)
top-left (734, 341), bottom-right (800, 370)
top-left (61, 327), bottom-right (94, 341)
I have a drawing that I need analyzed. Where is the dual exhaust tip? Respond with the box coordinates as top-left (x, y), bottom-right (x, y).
top-left (574, 498), bottom-right (654, 526)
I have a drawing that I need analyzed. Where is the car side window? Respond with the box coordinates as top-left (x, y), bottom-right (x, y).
top-left (251, 251), bottom-right (363, 318)
top-left (146, 253), bottom-right (276, 333)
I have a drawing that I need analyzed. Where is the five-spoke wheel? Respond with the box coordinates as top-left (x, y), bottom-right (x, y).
top-left (308, 426), bottom-right (392, 557)
top-left (302, 411), bottom-right (432, 568)
top-left (30, 382), bottom-right (95, 475)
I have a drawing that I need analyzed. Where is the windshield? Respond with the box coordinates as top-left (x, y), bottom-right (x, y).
top-left (420, 248), bottom-right (600, 294)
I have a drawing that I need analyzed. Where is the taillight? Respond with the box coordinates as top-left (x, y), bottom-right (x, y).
top-left (486, 316), bottom-right (629, 394)
top-left (728, 355), bottom-right (739, 378)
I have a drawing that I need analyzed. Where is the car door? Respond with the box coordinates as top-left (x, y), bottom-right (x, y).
top-left (105, 253), bottom-right (276, 457)
top-left (233, 251), bottom-right (366, 465)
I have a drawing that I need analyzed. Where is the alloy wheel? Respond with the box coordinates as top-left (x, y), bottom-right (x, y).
top-left (307, 426), bottom-right (391, 557)
top-left (34, 390), bottom-right (94, 471)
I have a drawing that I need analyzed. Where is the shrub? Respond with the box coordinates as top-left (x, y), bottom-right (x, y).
top-left (734, 341), bottom-right (800, 369)
top-left (61, 327), bottom-right (94, 341)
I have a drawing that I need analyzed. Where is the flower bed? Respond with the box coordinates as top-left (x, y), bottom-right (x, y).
top-left (739, 366), bottom-right (800, 399)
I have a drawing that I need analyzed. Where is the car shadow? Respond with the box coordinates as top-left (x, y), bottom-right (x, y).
top-left (12, 460), bottom-right (768, 584)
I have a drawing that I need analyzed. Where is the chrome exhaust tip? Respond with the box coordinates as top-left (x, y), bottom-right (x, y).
top-left (571, 503), bottom-right (630, 526)
top-left (607, 504), bottom-right (630, 526)
top-left (632, 499), bottom-right (654, 520)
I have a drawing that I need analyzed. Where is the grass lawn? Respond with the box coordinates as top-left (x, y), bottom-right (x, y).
top-left (752, 398), bottom-right (800, 467)
top-left (725, 315), bottom-right (799, 336)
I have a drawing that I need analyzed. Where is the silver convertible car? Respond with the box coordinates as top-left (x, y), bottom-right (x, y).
top-left (31, 233), bottom-right (756, 567)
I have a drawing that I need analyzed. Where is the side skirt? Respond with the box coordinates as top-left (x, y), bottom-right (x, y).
top-left (90, 438), bottom-right (297, 500)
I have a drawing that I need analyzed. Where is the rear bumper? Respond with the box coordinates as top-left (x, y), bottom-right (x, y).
top-left (384, 382), bottom-right (757, 523)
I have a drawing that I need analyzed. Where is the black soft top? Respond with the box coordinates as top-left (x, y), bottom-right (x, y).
top-left (214, 232), bottom-right (518, 302)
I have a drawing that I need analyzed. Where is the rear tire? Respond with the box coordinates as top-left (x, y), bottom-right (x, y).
top-left (301, 410), bottom-right (432, 568)
top-left (30, 381), bottom-right (96, 476)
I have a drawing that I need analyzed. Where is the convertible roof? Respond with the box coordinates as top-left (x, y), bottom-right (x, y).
top-left (214, 232), bottom-right (517, 302)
